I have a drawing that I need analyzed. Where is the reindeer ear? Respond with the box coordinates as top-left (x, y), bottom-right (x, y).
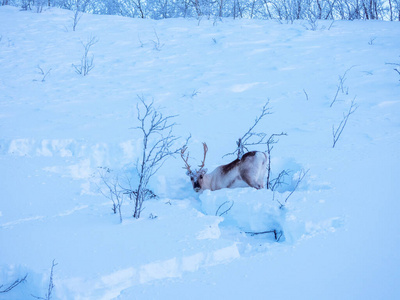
top-left (201, 168), bottom-right (208, 174)
top-left (186, 170), bottom-right (191, 176)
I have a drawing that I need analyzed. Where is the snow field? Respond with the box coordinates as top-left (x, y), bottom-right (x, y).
top-left (1, 5), bottom-right (400, 299)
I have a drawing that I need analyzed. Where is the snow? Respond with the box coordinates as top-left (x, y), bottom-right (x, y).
top-left (1, 5), bottom-right (400, 299)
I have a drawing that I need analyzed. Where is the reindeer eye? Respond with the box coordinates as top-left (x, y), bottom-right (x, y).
top-left (190, 177), bottom-right (194, 181)
top-left (199, 175), bottom-right (203, 179)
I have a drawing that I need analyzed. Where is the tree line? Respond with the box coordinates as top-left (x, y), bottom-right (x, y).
top-left (3, 0), bottom-right (400, 21)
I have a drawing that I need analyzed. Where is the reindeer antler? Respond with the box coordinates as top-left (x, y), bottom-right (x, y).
top-left (198, 142), bottom-right (208, 170)
top-left (180, 146), bottom-right (192, 174)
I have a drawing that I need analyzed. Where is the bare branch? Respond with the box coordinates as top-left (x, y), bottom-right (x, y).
top-left (215, 200), bottom-right (234, 217)
top-left (46, 260), bottom-right (57, 300)
top-left (131, 95), bottom-right (181, 218)
top-left (332, 97), bottom-right (358, 148)
top-left (330, 66), bottom-right (356, 107)
top-left (71, 2), bottom-right (83, 32)
top-left (151, 29), bottom-right (164, 51)
top-left (72, 35), bottom-right (98, 76)
top-left (283, 169), bottom-right (309, 206)
top-left (270, 169), bottom-right (289, 191)
top-left (303, 89), bottom-right (309, 101)
top-left (241, 101), bottom-right (272, 145)
top-left (224, 100), bottom-right (272, 160)
top-left (244, 229), bottom-right (283, 241)
top-left (98, 168), bottom-right (124, 223)
top-left (266, 132), bottom-right (287, 189)
top-left (0, 274), bottom-right (27, 293)
top-left (36, 65), bottom-right (52, 82)
top-left (32, 260), bottom-right (57, 300)
top-left (385, 61), bottom-right (400, 80)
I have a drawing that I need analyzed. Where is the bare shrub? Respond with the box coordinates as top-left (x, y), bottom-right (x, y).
top-left (225, 100), bottom-right (287, 190)
top-left (34, 65), bottom-right (52, 82)
top-left (72, 35), bottom-right (98, 76)
top-left (72, 4), bottom-right (83, 32)
top-left (127, 96), bottom-right (181, 219)
top-left (32, 260), bottom-right (57, 300)
top-left (98, 167), bottom-right (124, 223)
top-left (97, 96), bottom-right (186, 220)
top-left (330, 66), bottom-right (356, 107)
top-left (332, 97), bottom-right (358, 148)
top-left (224, 100), bottom-right (272, 160)
top-left (151, 30), bottom-right (164, 51)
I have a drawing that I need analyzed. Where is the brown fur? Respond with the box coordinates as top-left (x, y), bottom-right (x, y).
top-left (221, 151), bottom-right (257, 174)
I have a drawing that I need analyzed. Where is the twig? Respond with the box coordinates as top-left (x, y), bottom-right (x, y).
top-left (36, 65), bottom-right (52, 82)
top-left (266, 132), bottom-right (287, 189)
top-left (270, 169), bottom-right (289, 191)
top-left (282, 169), bottom-right (309, 206)
top-left (332, 97), bottom-right (358, 148)
top-left (72, 4), bottom-right (83, 31)
top-left (224, 100), bottom-right (272, 160)
top-left (0, 274), bottom-right (28, 293)
top-left (330, 66), bottom-right (356, 107)
top-left (385, 62), bottom-right (400, 80)
top-left (32, 260), bottom-right (57, 300)
top-left (245, 229), bottom-right (283, 241)
top-left (215, 200), bottom-right (234, 216)
top-left (98, 168), bottom-right (124, 223)
top-left (303, 89), bottom-right (309, 101)
top-left (130, 95), bottom-right (181, 218)
top-left (152, 29), bottom-right (164, 51)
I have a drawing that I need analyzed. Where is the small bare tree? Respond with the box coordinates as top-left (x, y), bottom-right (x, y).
top-left (225, 100), bottom-right (287, 189)
top-left (98, 167), bottom-right (124, 223)
top-left (265, 133), bottom-right (287, 189)
top-left (225, 100), bottom-right (272, 160)
top-left (35, 0), bottom-right (45, 13)
top-left (72, 4), bottom-right (83, 31)
top-left (330, 66), bottom-right (356, 107)
top-left (151, 30), bottom-right (164, 51)
top-left (72, 35), bottom-right (98, 76)
top-left (32, 260), bottom-right (57, 300)
top-left (128, 96), bottom-right (181, 219)
top-left (332, 97), bottom-right (358, 148)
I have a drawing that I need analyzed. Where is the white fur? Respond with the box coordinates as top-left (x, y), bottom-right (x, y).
top-left (197, 152), bottom-right (268, 192)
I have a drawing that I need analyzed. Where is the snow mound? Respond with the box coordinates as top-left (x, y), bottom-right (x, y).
top-left (201, 188), bottom-right (284, 235)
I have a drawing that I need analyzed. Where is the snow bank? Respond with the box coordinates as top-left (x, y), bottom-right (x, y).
top-left (201, 188), bottom-right (284, 234)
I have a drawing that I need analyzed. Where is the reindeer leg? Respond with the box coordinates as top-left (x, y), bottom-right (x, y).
top-left (241, 171), bottom-right (262, 189)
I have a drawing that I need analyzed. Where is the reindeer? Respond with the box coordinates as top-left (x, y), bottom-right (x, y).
top-left (181, 143), bottom-right (268, 193)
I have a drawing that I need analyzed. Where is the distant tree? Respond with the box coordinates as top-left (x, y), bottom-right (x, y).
top-left (10, 0), bottom-right (399, 20)
top-left (71, 0), bottom-right (84, 31)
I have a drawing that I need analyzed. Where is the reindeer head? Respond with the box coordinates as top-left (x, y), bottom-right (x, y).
top-left (181, 143), bottom-right (208, 193)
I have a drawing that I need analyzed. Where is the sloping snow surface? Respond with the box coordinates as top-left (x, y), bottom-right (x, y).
top-left (0, 6), bottom-right (399, 300)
